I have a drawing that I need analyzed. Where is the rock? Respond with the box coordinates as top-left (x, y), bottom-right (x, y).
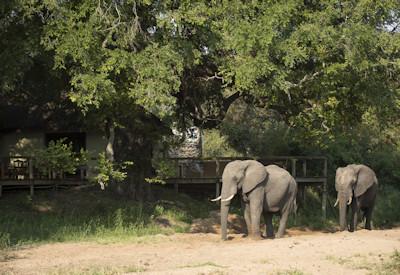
top-left (190, 210), bottom-right (246, 234)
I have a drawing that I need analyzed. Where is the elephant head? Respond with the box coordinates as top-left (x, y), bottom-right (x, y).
top-left (211, 160), bottom-right (267, 240)
top-left (335, 165), bottom-right (374, 231)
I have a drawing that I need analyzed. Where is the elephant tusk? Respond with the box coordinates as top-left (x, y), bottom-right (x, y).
top-left (334, 198), bottom-right (339, 207)
top-left (221, 194), bottom-right (235, 202)
top-left (347, 197), bottom-right (353, 205)
top-left (210, 196), bottom-right (221, 202)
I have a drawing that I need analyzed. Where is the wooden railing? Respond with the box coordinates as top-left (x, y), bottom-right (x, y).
top-left (0, 156), bottom-right (88, 197)
top-left (166, 156), bottom-right (328, 218)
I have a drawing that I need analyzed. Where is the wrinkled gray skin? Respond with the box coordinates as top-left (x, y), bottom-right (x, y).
top-left (215, 160), bottom-right (297, 240)
top-left (335, 164), bottom-right (378, 232)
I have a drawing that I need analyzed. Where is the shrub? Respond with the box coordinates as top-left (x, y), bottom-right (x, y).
top-left (373, 185), bottom-right (400, 228)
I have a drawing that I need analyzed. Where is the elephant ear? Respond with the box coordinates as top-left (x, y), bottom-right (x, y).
top-left (352, 165), bottom-right (374, 197)
top-left (241, 160), bottom-right (267, 194)
top-left (335, 167), bottom-right (344, 191)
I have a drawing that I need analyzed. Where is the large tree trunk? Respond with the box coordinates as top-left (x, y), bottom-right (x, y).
top-left (105, 124), bottom-right (115, 162)
top-left (106, 123), bottom-right (124, 195)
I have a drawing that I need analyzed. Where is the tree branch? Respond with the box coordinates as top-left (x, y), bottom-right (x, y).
top-left (202, 73), bottom-right (224, 82)
top-left (287, 71), bottom-right (322, 89)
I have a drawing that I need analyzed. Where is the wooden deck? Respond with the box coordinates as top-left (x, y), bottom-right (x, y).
top-left (0, 155), bottom-right (329, 218)
top-left (0, 156), bottom-right (87, 197)
top-left (165, 156), bottom-right (328, 218)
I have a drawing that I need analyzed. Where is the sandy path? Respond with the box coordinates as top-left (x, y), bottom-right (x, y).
top-left (1, 229), bottom-right (400, 275)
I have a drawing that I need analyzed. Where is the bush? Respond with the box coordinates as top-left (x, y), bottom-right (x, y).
top-left (34, 138), bottom-right (88, 178)
top-left (373, 185), bottom-right (400, 228)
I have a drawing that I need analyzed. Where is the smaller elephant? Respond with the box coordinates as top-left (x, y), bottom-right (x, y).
top-left (335, 164), bottom-right (378, 231)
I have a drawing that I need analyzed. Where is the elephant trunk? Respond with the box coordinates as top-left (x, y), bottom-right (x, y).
top-left (220, 200), bottom-right (230, 240)
top-left (338, 193), bottom-right (350, 231)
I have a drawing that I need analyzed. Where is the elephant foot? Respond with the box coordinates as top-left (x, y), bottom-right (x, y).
top-left (250, 233), bottom-right (263, 240)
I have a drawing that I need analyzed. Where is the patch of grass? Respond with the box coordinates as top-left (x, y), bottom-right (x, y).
top-left (180, 261), bottom-right (227, 269)
top-left (275, 268), bottom-right (307, 275)
top-left (371, 250), bottom-right (400, 275)
top-left (0, 249), bottom-right (17, 262)
top-left (258, 258), bottom-right (272, 264)
top-left (0, 187), bottom-right (216, 249)
top-left (325, 255), bottom-right (352, 266)
top-left (49, 264), bottom-right (146, 275)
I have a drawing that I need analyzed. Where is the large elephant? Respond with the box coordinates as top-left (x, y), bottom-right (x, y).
top-left (334, 164), bottom-right (378, 231)
top-left (212, 160), bottom-right (297, 240)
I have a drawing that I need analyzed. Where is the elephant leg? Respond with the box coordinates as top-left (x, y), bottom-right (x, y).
top-left (349, 199), bottom-right (358, 232)
top-left (364, 207), bottom-right (373, 230)
top-left (264, 212), bottom-right (274, 238)
top-left (249, 199), bottom-right (263, 240)
top-left (276, 209), bottom-right (289, 238)
top-left (242, 200), bottom-right (251, 236)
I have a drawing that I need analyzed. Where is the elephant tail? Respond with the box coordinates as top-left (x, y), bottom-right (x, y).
top-left (292, 178), bottom-right (298, 215)
top-left (293, 197), bottom-right (298, 216)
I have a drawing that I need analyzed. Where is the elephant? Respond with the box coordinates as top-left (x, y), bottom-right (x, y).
top-left (211, 160), bottom-right (297, 240)
top-left (334, 164), bottom-right (378, 232)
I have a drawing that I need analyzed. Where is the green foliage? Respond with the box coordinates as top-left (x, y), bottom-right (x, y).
top-left (220, 100), bottom-right (293, 157)
top-left (202, 129), bottom-right (241, 158)
top-left (145, 158), bottom-right (176, 185)
top-left (373, 186), bottom-right (400, 228)
top-left (94, 153), bottom-right (133, 189)
top-left (1, 1), bottom-right (400, 210)
top-left (34, 139), bottom-right (88, 177)
top-left (0, 232), bottom-right (10, 249)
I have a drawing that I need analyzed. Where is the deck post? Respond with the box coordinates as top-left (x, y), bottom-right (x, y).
top-left (302, 160), bottom-right (307, 177)
top-left (30, 182), bottom-right (34, 197)
top-left (322, 158), bottom-right (328, 219)
top-left (28, 158), bottom-right (35, 197)
top-left (215, 159), bottom-right (220, 199)
top-left (0, 158), bottom-right (5, 179)
top-left (28, 158), bottom-right (34, 180)
top-left (291, 158), bottom-right (297, 177)
top-left (174, 183), bottom-right (179, 193)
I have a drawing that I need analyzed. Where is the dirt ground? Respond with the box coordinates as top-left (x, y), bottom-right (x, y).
top-left (1, 226), bottom-right (400, 275)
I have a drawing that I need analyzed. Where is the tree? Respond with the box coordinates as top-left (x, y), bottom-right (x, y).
top-left (1, 0), bottom-right (400, 196)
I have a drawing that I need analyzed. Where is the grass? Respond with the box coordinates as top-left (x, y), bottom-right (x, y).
top-left (0, 187), bottom-right (216, 249)
top-left (325, 250), bottom-right (400, 274)
top-left (179, 262), bottom-right (227, 269)
top-left (275, 269), bottom-right (307, 275)
top-left (48, 265), bottom-right (147, 275)
top-left (372, 250), bottom-right (400, 275)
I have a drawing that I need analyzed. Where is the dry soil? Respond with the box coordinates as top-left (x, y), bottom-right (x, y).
top-left (1, 227), bottom-right (400, 275)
